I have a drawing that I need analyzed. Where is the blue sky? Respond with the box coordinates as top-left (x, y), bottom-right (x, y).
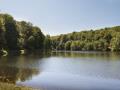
top-left (0, 0), bottom-right (120, 35)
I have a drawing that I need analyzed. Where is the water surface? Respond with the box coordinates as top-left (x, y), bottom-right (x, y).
top-left (0, 51), bottom-right (120, 90)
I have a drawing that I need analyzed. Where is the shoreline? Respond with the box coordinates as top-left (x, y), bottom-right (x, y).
top-left (0, 82), bottom-right (41, 90)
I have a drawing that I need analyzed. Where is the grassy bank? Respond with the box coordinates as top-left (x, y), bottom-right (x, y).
top-left (0, 82), bottom-right (40, 90)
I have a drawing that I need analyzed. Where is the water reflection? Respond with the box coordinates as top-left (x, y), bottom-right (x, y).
top-left (0, 66), bottom-right (38, 84)
top-left (0, 51), bottom-right (120, 90)
top-left (52, 51), bottom-right (120, 61)
top-left (0, 52), bottom-right (49, 84)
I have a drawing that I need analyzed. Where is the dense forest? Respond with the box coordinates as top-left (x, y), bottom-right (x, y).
top-left (51, 26), bottom-right (120, 51)
top-left (1, 13), bottom-right (120, 55)
top-left (0, 13), bottom-right (51, 55)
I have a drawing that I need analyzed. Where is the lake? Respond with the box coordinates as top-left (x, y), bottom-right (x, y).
top-left (0, 51), bottom-right (120, 90)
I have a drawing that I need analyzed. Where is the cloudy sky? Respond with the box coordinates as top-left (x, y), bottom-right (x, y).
top-left (0, 0), bottom-right (120, 35)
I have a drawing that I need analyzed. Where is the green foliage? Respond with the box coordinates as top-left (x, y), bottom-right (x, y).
top-left (51, 26), bottom-right (120, 52)
top-left (65, 41), bottom-right (71, 50)
top-left (110, 33), bottom-right (120, 51)
top-left (4, 14), bottom-right (19, 50)
top-left (44, 35), bottom-right (52, 50)
top-left (0, 13), bottom-right (49, 53)
top-left (1, 13), bottom-right (120, 53)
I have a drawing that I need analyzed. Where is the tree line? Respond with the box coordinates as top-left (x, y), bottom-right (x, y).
top-left (1, 13), bottom-right (120, 54)
top-left (51, 26), bottom-right (120, 51)
top-left (0, 13), bottom-right (51, 54)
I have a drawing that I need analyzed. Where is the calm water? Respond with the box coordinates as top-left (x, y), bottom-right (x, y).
top-left (0, 51), bottom-right (120, 90)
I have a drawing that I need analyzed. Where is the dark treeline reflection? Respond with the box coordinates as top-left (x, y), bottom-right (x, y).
top-left (0, 51), bottom-right (51, 84)
top-left (0, 66), bottom-right (38, 84)
top-left (51, 51), bottom-right (120, 61)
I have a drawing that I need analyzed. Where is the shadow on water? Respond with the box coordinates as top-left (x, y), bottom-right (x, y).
top-left (0, 51), bottom-right (51, 85)
top-left (0, 66), bottom-right (39, 84)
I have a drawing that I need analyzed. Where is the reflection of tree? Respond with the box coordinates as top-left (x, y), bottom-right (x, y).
top-left (51, 51), bottom-right (120, 61)
top-left (0, 66), bottom-right (39, 84)
top-left (17, 68), bottom-right (39, 82)
top-left (0, 66), bottom-right (18, 84)
top-left (0, 51), bottom-right (50, 84)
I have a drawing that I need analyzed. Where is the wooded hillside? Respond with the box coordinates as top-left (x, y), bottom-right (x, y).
top-left (51, 26), bottom-right (120, 51)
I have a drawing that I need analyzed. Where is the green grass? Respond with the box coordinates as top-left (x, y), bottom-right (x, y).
top-left (0, 82), bottom-right (41, 90)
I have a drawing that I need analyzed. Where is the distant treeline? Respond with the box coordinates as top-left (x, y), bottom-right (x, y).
top-left (51, 26), bottom-right (120, 51)
top-left (0, 13), bottom-right (51, 54)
